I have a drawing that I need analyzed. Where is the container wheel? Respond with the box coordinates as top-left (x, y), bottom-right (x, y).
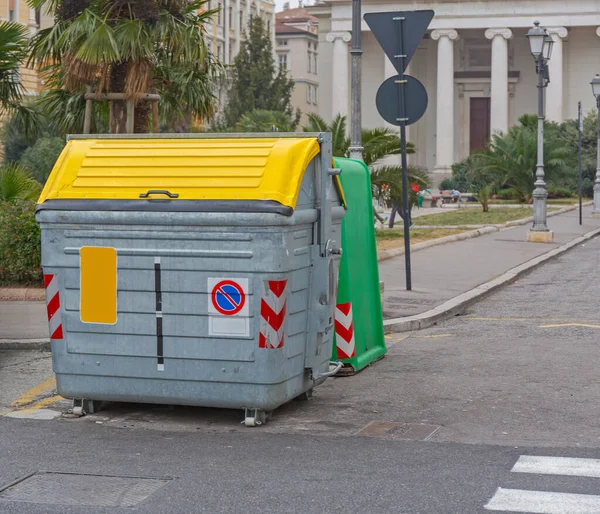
top-left (243, 409), bottom-right (268, 427)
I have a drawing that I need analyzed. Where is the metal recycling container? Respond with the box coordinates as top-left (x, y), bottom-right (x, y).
top-left (36, 133), bottom-right (345, 424)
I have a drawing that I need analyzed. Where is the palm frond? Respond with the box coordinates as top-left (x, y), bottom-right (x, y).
top-left (0, 164), bottom-right (42, 202)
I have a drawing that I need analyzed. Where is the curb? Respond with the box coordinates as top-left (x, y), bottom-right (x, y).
top-left (377, 202), bottom-right (592, 262)
top-left (0, 288), bottom-right (45, 301)
top-left (382, 225), bottom-right (600, 333)
top-left (0, 339), bottom-right (50, 351)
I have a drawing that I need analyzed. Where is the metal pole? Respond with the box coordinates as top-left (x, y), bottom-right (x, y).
top-left (578, 101), bottom-right (583, 225)
top-left (531, 54), bottom-right (549, 232)
top-left (348, 0), bottom-right (363, 161)
top-left (395, 16), bottom-right (411, 291)
top-left (594, 96), bottom-right (600, 213)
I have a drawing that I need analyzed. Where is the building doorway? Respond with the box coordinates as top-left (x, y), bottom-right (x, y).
top-left (470, 97), bottom-right (491, 153)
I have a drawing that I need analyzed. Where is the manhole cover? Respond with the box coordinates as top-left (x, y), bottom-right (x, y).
top-left (359, 421), bottom-right (441, 441)
top-left (0, 471), bottom-right (171, 507)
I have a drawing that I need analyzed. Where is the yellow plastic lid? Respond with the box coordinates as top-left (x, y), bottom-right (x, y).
top-left (38, 137), bottom-right (321, 209)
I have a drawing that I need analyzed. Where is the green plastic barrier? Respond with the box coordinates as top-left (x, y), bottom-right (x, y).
top-left (332, 157), bottom-right (387, 372)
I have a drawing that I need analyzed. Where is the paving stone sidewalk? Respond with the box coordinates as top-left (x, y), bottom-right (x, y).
top-left (380, 205), bottom-right (600, 320)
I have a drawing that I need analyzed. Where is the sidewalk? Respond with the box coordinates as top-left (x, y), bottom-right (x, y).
top-left (2, 206), bottom-right (599, 346)
top-left (381, 205), bottom-right (600, 327)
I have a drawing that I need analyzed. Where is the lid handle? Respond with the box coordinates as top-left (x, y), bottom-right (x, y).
top-left (139, 190), bottom-right (179, 199)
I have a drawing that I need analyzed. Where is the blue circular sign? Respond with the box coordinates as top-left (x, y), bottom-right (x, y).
top-left (211, 280), bottom-right (246, 315)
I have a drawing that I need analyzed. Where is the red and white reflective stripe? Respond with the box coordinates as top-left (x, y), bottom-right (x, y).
top-left (43, 274), bottom-right (63, 340)
top-left (259, 280), bottom-right (287, 349)
top-left (335, 302), bottom-right (356, 360)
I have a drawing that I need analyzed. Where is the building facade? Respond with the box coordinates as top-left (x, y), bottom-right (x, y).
top-left (205, 0), bottom-right (276, 66)
top-left (313, 0), bottom-right (600, 178)
top-left (276, 8), bottom-right (320, 124)
top-left (204, 0), bottom-right (276, 117)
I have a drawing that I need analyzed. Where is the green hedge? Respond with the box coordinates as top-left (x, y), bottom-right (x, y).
top-left (0, 201), bottom-right (42, 286)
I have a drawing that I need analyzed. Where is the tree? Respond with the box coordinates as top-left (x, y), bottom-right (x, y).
top-left (303, 113), bottom-right (428, 222)
top-left (0, 22), bottom-right (39, 134)
top-left (28, 0), bottom-right (222, 134)
top-left (473, 116), bottom-right (570, 203)
top-left (20, 136), bottom-right (66, 183)
top-left (237, 109), bottom-right (300, 132)
top-left (303, 113), bottom-right (416, 163)
top-left (222, 16), bottom-right (294, 128)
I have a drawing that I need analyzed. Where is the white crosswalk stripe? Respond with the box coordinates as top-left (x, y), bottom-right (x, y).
top-left (485, 455), bottom-right (600, 513)
top-left (485, 488), bottom-right (600, 514)
top-left (512, 456), bottom-right (600, 479)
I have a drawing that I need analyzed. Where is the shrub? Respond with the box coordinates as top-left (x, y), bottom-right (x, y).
top-left (0, 201), bottom-right (42, 285)
top-left (496, 188), bottom-right (518, 200)
top-left (547, 186), bottom-right (575, 199)
top-left (439, 178), bottom-right (455, 190)
top-left (20, 136), bottom-right (65, 183)
top-left (448, 158), bottom-right (472, 192)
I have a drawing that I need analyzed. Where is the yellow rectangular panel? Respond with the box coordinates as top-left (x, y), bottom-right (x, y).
top-left (80, 247), bottom-right (117, 324)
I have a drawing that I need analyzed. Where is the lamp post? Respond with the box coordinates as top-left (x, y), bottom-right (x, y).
top-left (526, 21), bottom-right (554, 243)
top-left (348, 0), bottom-right (363, 161)
top-left (591, 74), bottom-right (600, 215)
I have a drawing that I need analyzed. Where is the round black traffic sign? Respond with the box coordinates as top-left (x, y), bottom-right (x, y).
top-left (376, 75), bottom-right (428, 127)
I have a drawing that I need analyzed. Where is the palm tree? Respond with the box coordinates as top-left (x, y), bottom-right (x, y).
top-left (303, 113), bottom-right (429, 226)
top-left (0, 22), bottom-right (39, 134)
top-left (303, 112), bottom-right (416, 164)
top-left (0, 164), bottom-right (42, 202)
top-left (28, 0), bottom-right (223, 133)
top-left (473, 116), bottom-right (570, 203)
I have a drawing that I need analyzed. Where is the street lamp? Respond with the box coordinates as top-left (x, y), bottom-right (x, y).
top-left (591, 74), bottom-right (600, 215)
top-left (526, 21), bottom-right (554, 243)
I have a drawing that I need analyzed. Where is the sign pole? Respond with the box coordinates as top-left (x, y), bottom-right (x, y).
top-left (394, 15), bottom-right (412, 291)
top-left (578, 101), bottom-right (583, 225)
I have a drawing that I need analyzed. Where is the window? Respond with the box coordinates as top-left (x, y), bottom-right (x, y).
top-left (267, 19), bottom-right (270, 32)
top-left (217, 43), bottom-right (222, 61)
top-left (278, 40), bottom-right (288, 46)
top-left (313, 53), bottom-right (318, 74)
top-left (314, 86), bottom-right (318, 105)
top-left (307, 51), bottom-right (311, 73)
top-left (217, 3), bottom-right (222, 25)
top-left (229, 6), bottom-right (233, 28)
top-left (239, 10), bottom-right (244, 30)
top-left (278, 54), bottom-right (288, 70)
top-left (8, 0), bottom-right (16, 21)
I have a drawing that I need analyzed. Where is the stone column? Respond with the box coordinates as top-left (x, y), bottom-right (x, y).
top-left (485, 28), bottom-right (512, 135)
top-left (326, 32), bottom-right (351, 119)
top-left (235, 0), bottom-right (241, 54)
top-left (383, 53), bottom-right (397, 129)
top-left (546, 27), bottom-right (568, 123)
top-left (431, 29), bottom-right (459, 176)
top-left (223, 0), bottom-right (229, 65)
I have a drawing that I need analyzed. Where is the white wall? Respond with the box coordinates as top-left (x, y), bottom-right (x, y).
top-left (565, 26), bottom-right (600, 118)
top-left (360, 32), bottom-right (384, 129)
top-left (317, 15), bottom-right (333, 122)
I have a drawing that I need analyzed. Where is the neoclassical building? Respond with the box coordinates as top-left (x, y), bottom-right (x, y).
top-left (312, 0), bottom-right (600, 178)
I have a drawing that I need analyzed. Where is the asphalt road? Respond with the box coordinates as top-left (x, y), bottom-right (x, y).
top-left (1, 236), bottom-right (600, 513)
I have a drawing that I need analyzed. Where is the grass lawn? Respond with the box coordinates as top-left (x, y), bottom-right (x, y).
top-left (413, 207), bottom-right (540, 226)
top-left (376, 228), bottom-right (469, 252)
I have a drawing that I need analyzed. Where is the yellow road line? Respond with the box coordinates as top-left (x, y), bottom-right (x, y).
top-left (539, 323), bottom-right (600, 329)
top-left (1, 396), bottom-right (64, 418)
top-left (415, 334), bottom-right (454, 339)
top-left (9, 377), bottom-right (57, 408)
top-left (385, 336), bottom-right (407, 342)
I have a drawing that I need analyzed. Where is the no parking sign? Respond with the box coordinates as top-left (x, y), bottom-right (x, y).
top-left (207, 277), bottom-right (250, 337)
